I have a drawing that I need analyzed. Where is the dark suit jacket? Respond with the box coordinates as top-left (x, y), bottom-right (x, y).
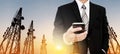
top-left (53, 1), bottom-right (109, 54)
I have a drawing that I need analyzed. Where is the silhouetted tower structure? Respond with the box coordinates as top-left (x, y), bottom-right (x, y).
top-left (0, 8), bottom-right (25, 54)
top-left (22, 20), bottom-right (35, 54)
top-left (40, 35), bottom-right (47, 54)
top-left (107, 25), bottom-right (120, 54)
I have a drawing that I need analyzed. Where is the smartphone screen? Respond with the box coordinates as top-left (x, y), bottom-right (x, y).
top-left (72, 22), bottom-right (85, 34)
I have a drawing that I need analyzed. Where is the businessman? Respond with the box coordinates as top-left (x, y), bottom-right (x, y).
top-left (53, 0), bottom-right (109, 54)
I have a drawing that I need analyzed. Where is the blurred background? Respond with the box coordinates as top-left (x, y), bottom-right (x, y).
top-left (0, 0), bottom-right (120, 54)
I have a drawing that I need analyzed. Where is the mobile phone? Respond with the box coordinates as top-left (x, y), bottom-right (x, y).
top-left (72, 22), bottom-right (85, 34)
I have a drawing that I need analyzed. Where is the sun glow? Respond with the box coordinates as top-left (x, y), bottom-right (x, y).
top-left (56, 45), bottom-right (63, 50)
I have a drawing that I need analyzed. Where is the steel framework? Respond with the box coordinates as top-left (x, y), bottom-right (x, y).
top-left (0, 8), bottom-right (25, 54)
top-left (107, 25), bottom-right (120, 54)
top-left (22, 20), bottom-right (35, 54)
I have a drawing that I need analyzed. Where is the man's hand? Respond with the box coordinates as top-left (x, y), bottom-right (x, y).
top-left (63, 26), bottom-right (87, 45)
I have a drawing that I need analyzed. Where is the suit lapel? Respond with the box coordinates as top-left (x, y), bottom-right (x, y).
top-left (70, 1), bottom-right (97, 30)
top-left (89, 2), bottom-right (97, 31)
top-left (71, 1), bottom-right (82, 22)
top-left (89, 2), bottom-right (94, 28)
top-left (90, 2), bottom-right (96, 23)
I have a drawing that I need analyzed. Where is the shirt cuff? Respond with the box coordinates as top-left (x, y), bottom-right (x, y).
top-left (63, 33), bottom-right (73, 45)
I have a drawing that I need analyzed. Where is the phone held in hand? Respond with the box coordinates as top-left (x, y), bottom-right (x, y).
top-left (72, 22), bottom-right (85, 34)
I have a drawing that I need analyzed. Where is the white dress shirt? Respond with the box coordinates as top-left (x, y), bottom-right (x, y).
top-left (74, 1), bottom-right (90, 54)
top-left (76, 0), bottom-right (90, 20)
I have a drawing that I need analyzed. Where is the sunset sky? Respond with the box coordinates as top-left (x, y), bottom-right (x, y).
top-left (0, 0), bottom-right (120, 54)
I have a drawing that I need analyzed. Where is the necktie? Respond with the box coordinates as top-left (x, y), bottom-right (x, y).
top-left (81, 4), bottom-right (88, 30)
top-left (81, 4), bottom-right (90, 54)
